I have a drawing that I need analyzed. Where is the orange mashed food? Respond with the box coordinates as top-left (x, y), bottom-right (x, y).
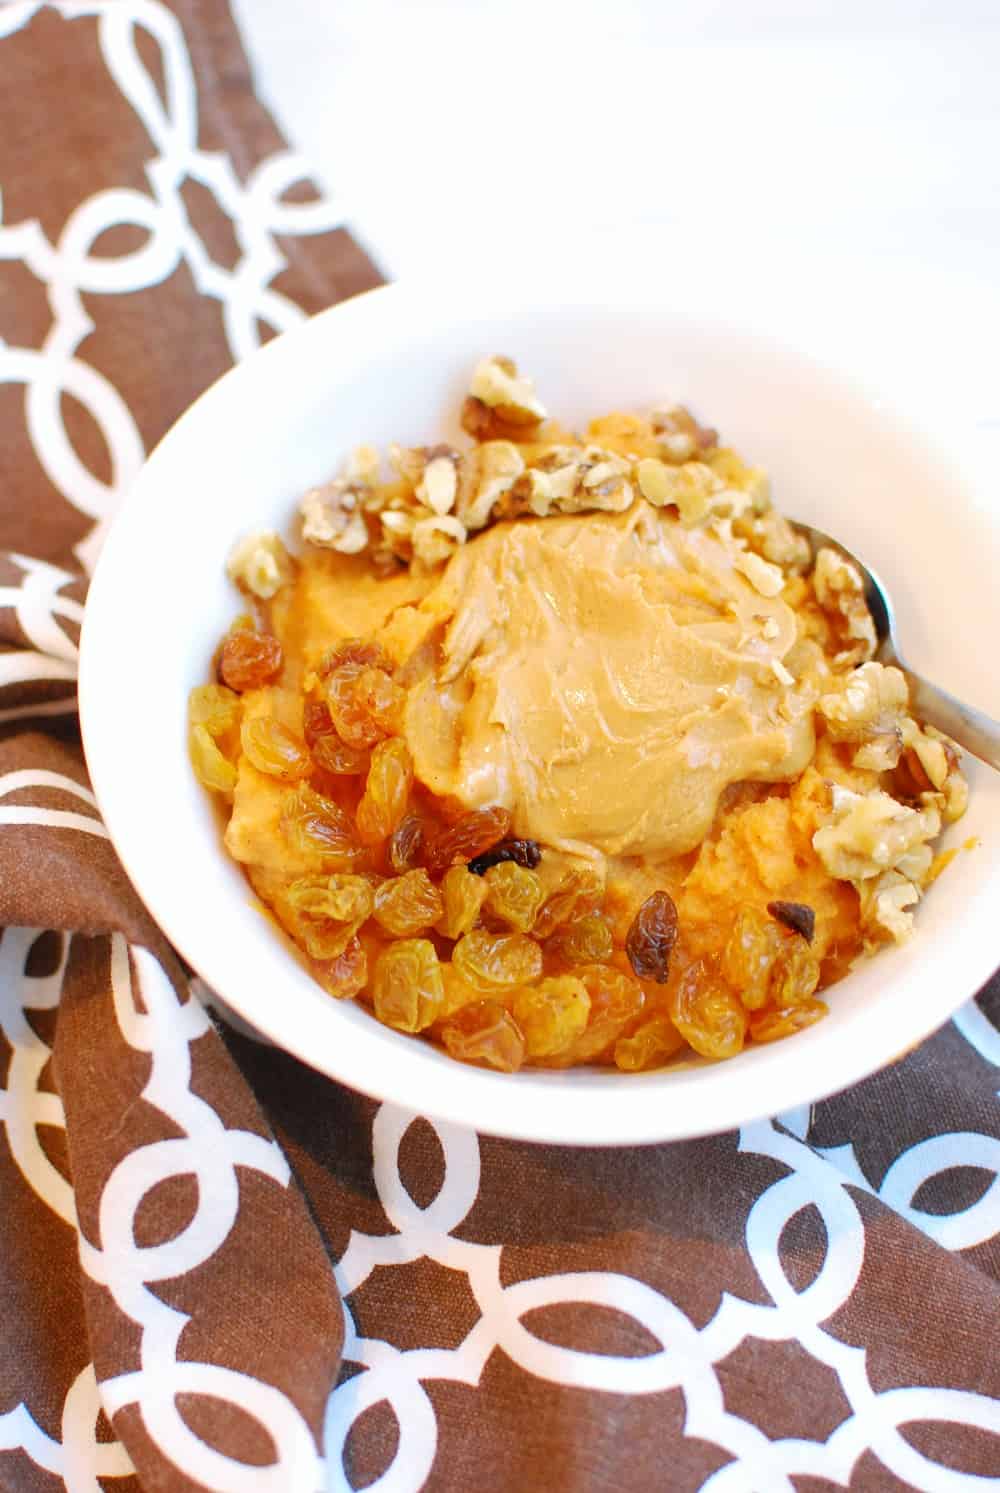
top-left (189, 358), bottom-right (967, 1073)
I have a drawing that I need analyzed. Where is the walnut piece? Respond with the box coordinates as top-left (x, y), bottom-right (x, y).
top-left (226, 530), bottom-right (294, 599)
top-left (634, 458), bottom-right (730, 524)
top-left (300, 482), bottom-right (369, 554)
top-left (852, 729), bottom-right (904, 772)
top-left (501, 447), bottom-right (632, 519)
top-left (812, 547), bottom-right (877, 663)
top-left (456, 441), bottom-right (525, 530)
top-left (736, 509), bottom-right (811, 570)
top-left (734, 550), bottom-right (785, 598)
top-left (469, 355), bottom-right (547, 425)
top-left (818, 661), bottom-right (908, 744)
top-left (416, 449), bottom-right (459, 516)
top-left (813, 783), bottom-right (940, 883)
top-left (411, 514), bottom-right (467, 569)
top-left (650, 403), bottom-right (718, 462)
top-left (860, 871), bottom-right (921, 944)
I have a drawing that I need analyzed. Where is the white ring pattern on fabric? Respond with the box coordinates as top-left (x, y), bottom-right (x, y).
top-left (0, 0), bottom-right (346, 576)
top-left (317, 1097), bottom-right (1000, 1493)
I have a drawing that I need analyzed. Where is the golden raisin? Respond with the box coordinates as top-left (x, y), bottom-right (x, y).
top-left (771, 937), bottom-right (821, 1007)
top-left (287, 872), bottom-right (374, 921)
top-left (437, 865), bottom-right (489, 939)
top-left (326, 664), bottom-right (404, 750)
top-left (314, 734), bottom-right (371, 777)
top-left (319, 638), bottom-right (393, 676)
top-left (303, 700), bottom-right (369, 775)
top-left (373, 869), bottom-right (443, 937)
top-left (750, 999), bottom-right (828, 1043)
top-left (373, 939), bottom-right (444, 1033)
top-left (356, 738), bottom-right (413, 844)
top-left (289, 915), bottom-right (361, 962)
top-left (281, 785), bottom-right (365, 869)
top-left (426, 806), bottom-right (512, 874)
top-left (241, 717), bottom-right (311, 780)
top-left (671, 961), bottom-right (747, 1059)
top-left (614, 1015), bottom-right (686, 1072)
top-left (721, 905), bottom-right (786, 1011)
top-left (452, 929), bottom-right (542, 989)
top-left (189, 724), bottom-right (237, 795)
top-left (438, 962), bottom-right (482, 1018)
top-left (440, 1000), bottom-right (526, 1072)
top-left (564, 964), bottom-right (645, 1063)
top-left (219, 632), bottom-right (283, 692)
top-left (532, 868), bottom-right (604, 939)
top-left (388, 814), bottom-right (425, 874)
top-left (355, 665), bottom-right (405, 730)
top-left (548, 913), bottom-right (614, 965)
top-left (483, 861), bottom-right (544, 932)
top-left (303, 699), bottom-right (332, 748)
top-left (312, 937), bottom-right (367, 999)
top-left (189, 683), bottom-right (241, 739)
top-left (512, 976), bottom-right (590, 1058)
top-left (625, 891), bottom-right (679, 983)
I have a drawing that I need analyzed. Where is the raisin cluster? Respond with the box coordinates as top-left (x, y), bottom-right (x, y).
top-left (191, 620), bottom-right (825, 1073)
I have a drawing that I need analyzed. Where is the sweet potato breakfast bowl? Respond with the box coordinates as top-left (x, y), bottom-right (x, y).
top-left (79, 279), bottom-right (1000, 1146)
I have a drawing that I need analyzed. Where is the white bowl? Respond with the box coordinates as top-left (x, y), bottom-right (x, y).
top-left (79, 277), bottom-right (1000, 1146)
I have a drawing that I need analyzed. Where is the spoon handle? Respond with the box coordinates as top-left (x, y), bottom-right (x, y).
top-left (882, 646), bottom-right (1000, 771)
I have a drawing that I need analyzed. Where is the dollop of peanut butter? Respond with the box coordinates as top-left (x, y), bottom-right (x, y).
top-left (395, 503), bottom-right (816, 857)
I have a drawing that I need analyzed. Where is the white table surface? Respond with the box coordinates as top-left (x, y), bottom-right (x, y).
top-left (232, 0), bottom-right (1000, 618)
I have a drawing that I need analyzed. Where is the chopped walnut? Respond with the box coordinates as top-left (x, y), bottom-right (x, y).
top-left (469, 355), bottom-right (547, 425)
top-left (416, 449), bottom-right (460, 516)
top-left (300, 481), bottom-right (369, 554)
top-left (456, 441), bottom-right (525, 530)
top-left (941, 770), bottom-right (969, 824)
top-left (226, 530), bottom-right (294, 599)
top-left (650, 404), bottom-right (717, 463)
top-left (812, 547), bottom-right (877, 663)
top-left (894, 840), bottom-right (934, 884)
top-left (635, 457), bottom-right (674, 507)
top-left (817, 662), bottom-right (908, 756)
top-left (633, 459), bottom-right (728, 524)
top-left (734, 550), bottom-right (785, 598)
top-left (412, 514), bottom-right (467, 569)
top-left (852, 729), bottom-right (904, 772)
top-left (859, 870), bottom-right (921, 944)
top-left (908, 730), bottom-right (950, 791)
top-left (735, 509), bottom-right (811, 570)
top-left (570, 448), bottom-right (633, 512)
top-left (501, 447), bottom-right (632, 519)
top-left (926, 732), bottom-right (968, 822)
top-left (894, 725), bottom-right (967, 822)
top-left (813, 783), bottom-right (940, 882)
top-left (387, 443), bottom-right (426, 489)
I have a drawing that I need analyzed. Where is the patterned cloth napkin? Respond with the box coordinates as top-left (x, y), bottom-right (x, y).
top-left (2, 4), bottom-right (1000, 1490)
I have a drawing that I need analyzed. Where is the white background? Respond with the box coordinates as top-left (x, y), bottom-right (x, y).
top-left (232, 0), bottom-right (1000, 496)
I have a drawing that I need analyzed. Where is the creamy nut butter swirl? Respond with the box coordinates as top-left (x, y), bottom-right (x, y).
top-left (399, 505), bottom-right (814, 857)
top-left (192, 356), bottom-right (969, 1074)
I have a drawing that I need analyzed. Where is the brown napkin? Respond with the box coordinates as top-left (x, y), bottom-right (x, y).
top-left (2, 4), bottom-right (1000, 1491)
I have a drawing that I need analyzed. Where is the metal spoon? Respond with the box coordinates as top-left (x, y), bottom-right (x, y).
top-left (791, 522), bottom-right (1000, 771)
